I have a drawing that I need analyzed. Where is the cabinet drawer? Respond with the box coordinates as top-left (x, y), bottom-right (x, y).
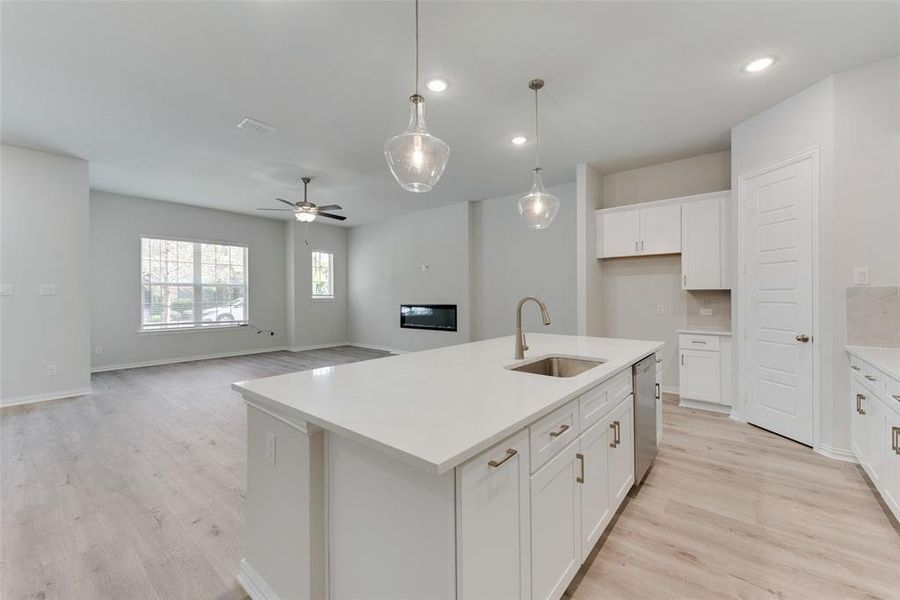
top-left (883, 374), bottom-right (900, 412)
top-left (579, 370), bottom-right (632, 432)
top-left (678, 334), bottom-right (720, 351)
top-left (530, 401), bottom-right (579, 474)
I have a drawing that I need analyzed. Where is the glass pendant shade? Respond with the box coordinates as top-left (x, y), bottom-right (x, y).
top-left (517, 168), bottom-right (559, 230)
top-left (384, 94), bottom-right (449, 193)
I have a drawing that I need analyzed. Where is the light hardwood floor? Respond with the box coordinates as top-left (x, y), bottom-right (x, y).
top-left (2, 350), bottom-right (898, 599)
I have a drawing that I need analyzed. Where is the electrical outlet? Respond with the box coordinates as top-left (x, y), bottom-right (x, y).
top-left (700, 308), bottom-right (713, 316)
top-left (265, 431), bottom-right (276, 465)
top-left (46, 364), bottom-right (57, 377)
top-left (94, 346), bottom-right (103, 356)
top-left (656, 305), bottom-right (664, 315)
top-left (39, 283), bottom-right (56, 296)
top-left (852, 267), bottom-right (870, 285)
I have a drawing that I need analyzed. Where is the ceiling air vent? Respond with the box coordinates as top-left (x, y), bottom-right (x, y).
top-left (236, 117), bottom-right (277, 135)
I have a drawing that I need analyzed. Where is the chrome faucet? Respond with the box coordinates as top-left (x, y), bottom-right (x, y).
top-left (515, 296), bottom-right (552, 359)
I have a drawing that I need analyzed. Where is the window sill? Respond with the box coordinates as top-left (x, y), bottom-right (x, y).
top-left (311, 296), bottom-right (335, 301)
top-left (138, 323), bottom-right (249, 335)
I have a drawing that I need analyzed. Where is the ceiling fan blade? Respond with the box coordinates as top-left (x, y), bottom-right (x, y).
top-left (275, 198), bottom-right (297, 207)
top-left (257, 208), bottom-right (294, 211)
top-left (317, 212), bottom-right (347, 221)
top-left (315, 204), bottom-right (342, 211)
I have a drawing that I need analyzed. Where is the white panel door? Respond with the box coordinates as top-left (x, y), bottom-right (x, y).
top-left (457, 430), bottom-right (530, 600)
top-left (679, 349), bottom-right (721, 403)
top-left (578, 420), bottom-right (611, 559)
top-left (850, 381), bottom-right (868, 463)
top-left (600, 210), bottom-right (640, 257)
top-left (681, 198), bottom-right (721, 289)
top-left (531, 440), bottom-right (580, 600)
top-left (639, 204), bottom-right (681, 254)
top-left (742, 155), bottom-right (814, 445)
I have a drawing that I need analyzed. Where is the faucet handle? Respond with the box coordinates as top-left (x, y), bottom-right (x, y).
top-left (522, 333), bottom-right (528, 352)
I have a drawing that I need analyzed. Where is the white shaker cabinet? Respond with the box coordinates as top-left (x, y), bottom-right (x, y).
top-left (456, 429), bottom-right (531, 600)
top-left (596, 202), bottom-right (681, 258)
top-left (639, 203), bottom-right (682, 255)
top-left (677, 332), bottom-right (732, 411)
top-left (598, 209), bottom-right (641, 257)
top-left (679, 349), bottom-right (721, 403)
top-left (530, 440), bottom-right (581, 600)
top-left (850, 379), bottom-right (868, 466)
top-left (578, 417), bottom-right (612, 559)
top-left (681, 193), bottom-right (731, 290)
top-left (606, 398), bottom-right (635, 508)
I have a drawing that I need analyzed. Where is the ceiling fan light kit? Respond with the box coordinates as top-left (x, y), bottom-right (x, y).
top-left (384, 0), bottom-right (449, 193)
top-left (257, 176), bottom-right (346, 223)
top-left (517, 78), bottom-right (559, 230)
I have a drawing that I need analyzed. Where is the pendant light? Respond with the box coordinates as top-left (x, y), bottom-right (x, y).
top-left (384, 0), bottom-right (449, 193)
top-left (517, 79), bottom-right (559, 230)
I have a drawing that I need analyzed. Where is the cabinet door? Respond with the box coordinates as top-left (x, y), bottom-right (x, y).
top-left (866, 396), bottom-right (885, 487)
top-left (639, 204), bottom-right (681, 254)
top-left (608, 400), bottom-right (635, 507)
top-left (457, 429), bottom-right (530, 600)
top-left (884, 409), bottom-right (900, 519)
top-left (655, 354), bottom-right (663, 443)
top-left (681, 198), bottom-right (721, 289)
top-left (531, 440), bottom-right (581, 600)
top-left (578, 420), bottom-right (611, 558)
top-left (599, 210), bottom-right (640, 258)
top-left (679, 349), bottom-right (721, 403)
top-left (850, 380), bottom-right (868, 463)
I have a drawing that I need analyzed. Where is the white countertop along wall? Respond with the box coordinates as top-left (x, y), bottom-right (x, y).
top-left (846, 346), bottom-right (900, 381)
top-left (233, 334), bottom-right (661, 474)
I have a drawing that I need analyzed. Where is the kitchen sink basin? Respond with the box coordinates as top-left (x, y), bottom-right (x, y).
top-left (507, 355), bottom-right (605, 378)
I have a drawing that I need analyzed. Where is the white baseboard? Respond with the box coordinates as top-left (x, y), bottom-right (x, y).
top-left (1, 386), bottom-right (93, 409)
top-left (661, 385), bottom-right (679, 396)
top-left (91, 346), bottom-right (288, 373)
top-left (815, 444), bottom-right (857, 463)
top-left (288, 341), bottom-right (350, 352)
top-left (678, 397), bottom-right (732, 415)
top-left (238, 559), bottom-right (278, 600)
top-left (346, 341), bottom-right (405, 354)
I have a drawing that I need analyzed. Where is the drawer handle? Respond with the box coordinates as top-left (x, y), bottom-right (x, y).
top-left (576, 453), bottom-right (585, 484)
top-left (609, 421), bottom-right (621, 447)
top-left (488, 448), bottom-right (517, 468)
top-left (691, 340), bottom-right (707, 345)
top-left (856, 393), bottom-right (866, 415)
top-left (864, 375), bottom-right (876, 382)
top-left (893, 427), bottom-right (900, 455)
top-left (893, 394), bottom-right (900, 402)
top-left (851, 365), bottom-right (861, 371)
top-left (655, 382), bottom-right (660, 400)
top-left (549, 424), bottom-right (570, 438)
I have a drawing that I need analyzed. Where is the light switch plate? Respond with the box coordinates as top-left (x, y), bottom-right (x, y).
top-left (656, 305), bottom-right (664, 315)
top-left (852, 267), bottom-right (870, 285)
top-left (700, 308), bottom-right (713, 316)
top-left (0, 284), bottom-right (13, 296)
top-left (39, 283), bottom-right (56, 296)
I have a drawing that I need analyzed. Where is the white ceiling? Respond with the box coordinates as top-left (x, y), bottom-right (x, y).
top-left (2, 1), bottom-right (898, 225)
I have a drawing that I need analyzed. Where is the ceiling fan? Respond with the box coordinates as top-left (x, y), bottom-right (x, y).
top-left (258, 177), bottom-right (346, 222)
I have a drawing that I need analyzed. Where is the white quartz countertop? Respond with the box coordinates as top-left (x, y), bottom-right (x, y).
top-left (847, 346), bottom-right (900, 381)
top-left (677, 327), bottom-right (732, 336)
top-left (233, 334), bottom-right (662, 474)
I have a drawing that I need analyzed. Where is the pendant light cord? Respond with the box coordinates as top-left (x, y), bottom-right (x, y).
top-left (533, 86), bottom-right (540, 170)
top-left (414, 0), bottom-right (420, 96)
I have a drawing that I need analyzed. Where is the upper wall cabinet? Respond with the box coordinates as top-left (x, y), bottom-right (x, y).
top-left (681, 192), bottom-right (731, 290)
top-left (596, 203), bottom-right (681, 258)
top-left (595, 190), bottom-right (732, 290)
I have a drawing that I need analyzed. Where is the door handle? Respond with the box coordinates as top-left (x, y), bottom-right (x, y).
top-left (856, 393), bottom-right (866, 415)
top-left (549, 424), bottom-right (570, 438)
top-left (576, 453), bottom-right (585, 483)
top-left (609, 422), bottom-right (618, 448)
top-left (655, 382), bottom-right (660, 400)
top-left (796, 334), bottom-right (810, 343)
top-left (488, 448), bottom-right (517, 468)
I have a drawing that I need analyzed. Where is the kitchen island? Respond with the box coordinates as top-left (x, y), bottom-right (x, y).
top-left (232, 334), bottom-right (663, 600)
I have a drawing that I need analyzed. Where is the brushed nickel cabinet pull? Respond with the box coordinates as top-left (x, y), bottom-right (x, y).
top-left (681, 353), bottom-right (685, 366)
top-left (576, 453), bottom-right (585, 483)
top-left (488, 448), bottom-right (517, 468)
top-left (614, 421), bottom-right (621, 446)
top-left (609, 422), bottom-right (618, 448)
top-left (851, 365), bottom-right (861, 371)
top-left (635, 241), bottom-right (639, 252)
top-left (856, 393), bottom-right (866, 415)
top-left (549, 424), bottom-right (570, 438)
top-left (641, 240), bottom-right (645, 251)
top-left (892, 394), bottom-right (900, 402)
top-left (683, 275), bottom-right (687, 286)
top-left (865, 375), bottom-right (876, 382)
top-left (892, 427), bottom-right (900, 455)
top-left (691, 340), bottom-right (706, 345)
top-left (655, 382), bottom-right (660, 400)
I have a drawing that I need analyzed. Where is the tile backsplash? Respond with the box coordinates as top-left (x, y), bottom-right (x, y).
top-left (847, 286), bottom-right (900, 348)
top-left (685, 290), bottom-right (731, 330)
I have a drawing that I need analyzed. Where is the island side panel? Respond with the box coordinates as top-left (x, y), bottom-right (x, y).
top-left (242, 403), bottom-right (327, 600)
top-left (327, 432), bottom-right (456, 600)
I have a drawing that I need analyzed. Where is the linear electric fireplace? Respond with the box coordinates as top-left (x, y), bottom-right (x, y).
top-left (400, 304), bottom-right (457, 332)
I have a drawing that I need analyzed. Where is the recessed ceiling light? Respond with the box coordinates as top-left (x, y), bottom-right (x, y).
top-left (426, 78), bottom-right (449, 92)
top-left (742, 56), bottom-right (777, 73)
top-left (511, 136), bottom-right (528, 146)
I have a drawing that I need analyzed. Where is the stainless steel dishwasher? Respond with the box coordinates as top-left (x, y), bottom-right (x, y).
top-left (633, 354), bottom-right (658, 484)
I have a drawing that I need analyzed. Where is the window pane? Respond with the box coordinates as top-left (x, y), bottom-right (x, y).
top-left (311, 251), bottom-right (334, 298)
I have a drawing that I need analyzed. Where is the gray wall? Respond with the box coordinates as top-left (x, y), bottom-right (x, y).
top-left (597, 151), bottom-right (732, 390)
top-left (287, 220), bottom-right (348, 349)
top-left (90, 191), bottom-right (288, 369)
top-left (472, 183), bottom-right (577, 340)
top-left (1, 145), bottom-right (90, 404)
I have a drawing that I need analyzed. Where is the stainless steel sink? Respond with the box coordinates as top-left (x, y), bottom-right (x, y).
top-left (507, 356), bottom-right (605, 378)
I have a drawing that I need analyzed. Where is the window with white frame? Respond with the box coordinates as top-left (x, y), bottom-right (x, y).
top-left (140, 237), bottom-right (249, 331)
top-left (311, 251), bottom-right (334, 299)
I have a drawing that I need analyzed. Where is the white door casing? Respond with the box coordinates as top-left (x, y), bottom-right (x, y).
top-left (740, 151), bottom-right (817, 446)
